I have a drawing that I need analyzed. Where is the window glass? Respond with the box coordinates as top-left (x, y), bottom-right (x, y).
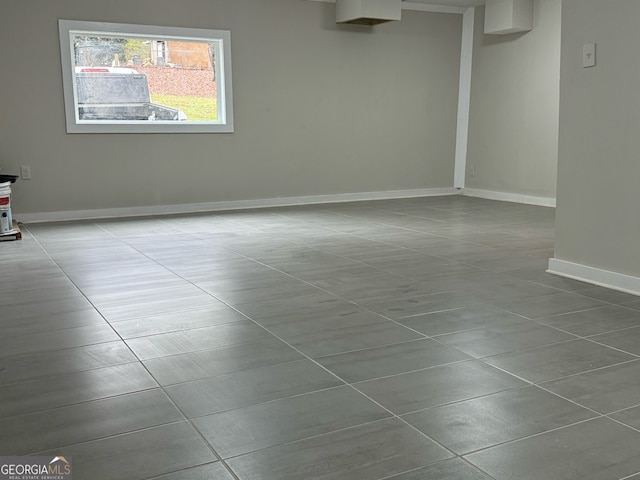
top-left (59, 20), bottom-right (234, 133)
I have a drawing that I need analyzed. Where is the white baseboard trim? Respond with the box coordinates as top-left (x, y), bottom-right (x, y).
top-left (548, 258), bottom-right (640, 297)
top-left (461, 188), bottom-right (556, 208)
top-left (15, 187), bottom-right (459, 224)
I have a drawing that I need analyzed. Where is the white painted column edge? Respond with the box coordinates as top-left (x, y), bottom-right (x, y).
top-left (454, 7), bottom-right (475, 189)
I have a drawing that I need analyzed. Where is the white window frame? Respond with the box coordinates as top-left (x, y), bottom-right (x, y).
top-left (58, 20), bottom-right (234, 134)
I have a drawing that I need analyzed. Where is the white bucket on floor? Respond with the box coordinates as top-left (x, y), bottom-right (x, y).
top-left (0, 182), bottom-right (10, 208)
top-left (0, 207), bottom-right (11, 234)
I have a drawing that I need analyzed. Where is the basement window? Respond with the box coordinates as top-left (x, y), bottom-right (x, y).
top-left (58, 20), bottom-right (234, 134)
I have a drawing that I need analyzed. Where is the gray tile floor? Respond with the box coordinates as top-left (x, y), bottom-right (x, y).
top-left (2, 196), bottom-right (640, 479)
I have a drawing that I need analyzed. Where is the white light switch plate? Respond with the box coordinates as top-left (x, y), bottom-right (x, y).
top-left (20, 165), bottom-right (32, 180)
top-left (583, 43), bottom-right (596, 68)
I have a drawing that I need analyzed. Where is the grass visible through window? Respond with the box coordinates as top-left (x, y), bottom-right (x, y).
top-left (150, 94), bottom-right (217, 121)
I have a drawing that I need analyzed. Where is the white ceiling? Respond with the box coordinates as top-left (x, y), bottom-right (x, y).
top-left (307, 0), bottom-right (486, 15)
top-left (405, 0), bottom-right (484, 6)
top-left (308, 0), bottom-right (486, 10)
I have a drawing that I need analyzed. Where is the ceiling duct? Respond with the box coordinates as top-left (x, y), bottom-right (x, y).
top-left (336, 0), bottom-right (402, 26)
top-left (484, 0), bottom-right (533, 34)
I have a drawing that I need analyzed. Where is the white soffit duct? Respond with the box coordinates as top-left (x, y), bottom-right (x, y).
top-left (336, 0), bottom-right (402, 25)
top-left (484, 0), bottom-right (533, 34)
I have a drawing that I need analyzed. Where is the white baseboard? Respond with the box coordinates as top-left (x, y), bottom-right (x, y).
top-left (548, 258), bottom-right (640, 297)
top-left (461, 188), bottom-right (556, 208)
top-left (15, 187), bottom-right (459, 224)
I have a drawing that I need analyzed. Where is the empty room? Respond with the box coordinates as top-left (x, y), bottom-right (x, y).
top-left (2, 0), bottom-right (640, 479)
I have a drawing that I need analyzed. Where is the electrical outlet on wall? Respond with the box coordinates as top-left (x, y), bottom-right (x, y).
top-left (20, 166), bottom-right (32, 180)
top-left (470, 165), bottom-right (476, 177)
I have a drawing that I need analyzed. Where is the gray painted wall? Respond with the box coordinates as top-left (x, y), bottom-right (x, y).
top-left (0, 0), bottom-right (462, 215)
top-left (555, 0), bottom-right (640, 276)
top-left (465, 0), bottom-right (561, 199)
